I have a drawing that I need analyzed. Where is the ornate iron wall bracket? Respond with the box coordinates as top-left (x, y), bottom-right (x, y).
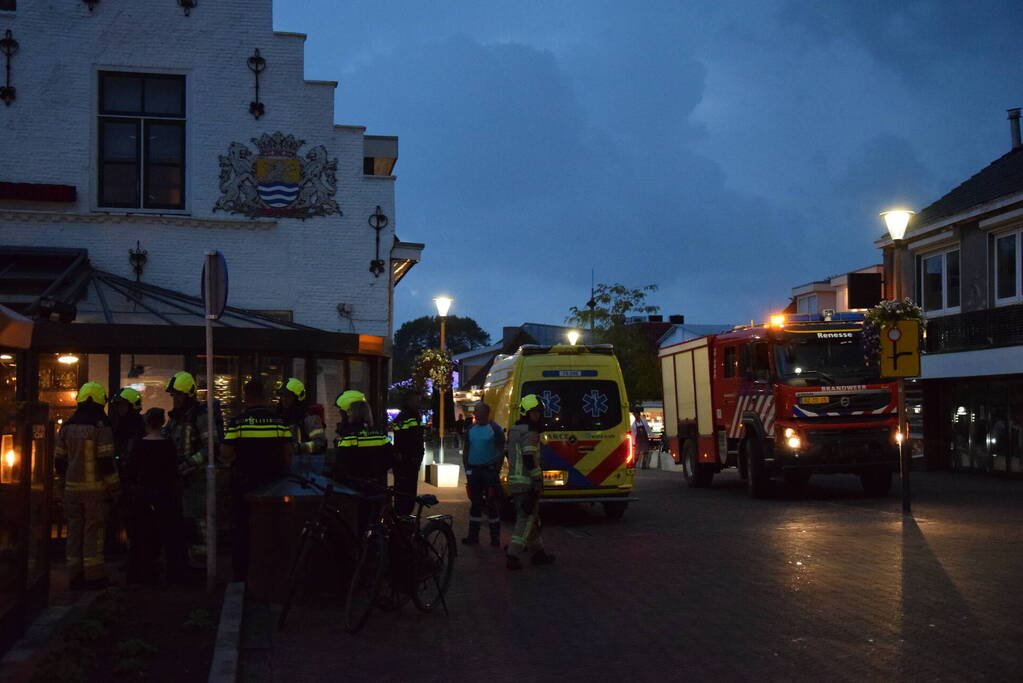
top-left (177, 0), bottom-right (196, 16)
top-left (83, 0), bottom-right (101, 11)
top-left (368, 206), bottom-right (388, 276)
top-left (247, 48), bottom-right (266, 119)
top-left (129, 241), bottom-right (148, 281)
top-left (0, 29), bottom-right (17, 106)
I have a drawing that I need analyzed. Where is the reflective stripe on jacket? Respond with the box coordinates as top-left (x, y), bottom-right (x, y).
top-left (391, 410), bottom-right (424, 459)
top-left (55, 414), bottom-right (118, 492)
top-left (506, 423), bottom-right (541, 493)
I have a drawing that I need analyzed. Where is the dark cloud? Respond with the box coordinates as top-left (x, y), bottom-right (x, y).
top-left (273, 1), bottom-right (1023, 336)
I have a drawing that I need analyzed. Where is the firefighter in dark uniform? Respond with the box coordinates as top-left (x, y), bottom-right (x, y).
top-left (390, 391), bottom-right (424, 516)
top-left (276, 377), bottom-right (327, 468)
top-left (333, 395), bottom-right (394, 529)
top-left (55, 382), bottom-right (119, 589)
top-left (163, 371), bottom-right (219, 565)
top-left (221, 380), bottom-right (293, 581)
top-left (108, 387), bottom-right (145, 558)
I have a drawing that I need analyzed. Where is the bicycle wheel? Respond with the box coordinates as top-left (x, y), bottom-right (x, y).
top-left (278, 532), bottom-right (315, 631)
top-left (411, 520), bottom-right (456, 613)
top-left (344, 531), bottom-right (387, 633)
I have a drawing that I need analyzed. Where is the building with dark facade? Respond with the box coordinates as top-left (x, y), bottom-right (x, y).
top-left (877, 111), bottom-right (1023, 474)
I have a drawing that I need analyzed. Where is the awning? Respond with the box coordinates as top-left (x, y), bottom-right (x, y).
top-left (0, 303), bottom-right (32, 349)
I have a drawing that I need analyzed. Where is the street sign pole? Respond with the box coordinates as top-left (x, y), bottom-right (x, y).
top-left (204, 252), bottom-right (217, 593)
top-left (898, 376), bottom-right (910, 514)
top-left (201, 250), bottom-right (228, 593)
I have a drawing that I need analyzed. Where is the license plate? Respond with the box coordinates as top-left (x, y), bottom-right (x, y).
top-left (543, 470), bottom-right (567, 486)
top-left (800, 396), bottom-right (829, 405)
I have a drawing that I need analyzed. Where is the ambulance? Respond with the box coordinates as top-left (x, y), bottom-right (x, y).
top-left (482, 344), bottom-right (636, 518)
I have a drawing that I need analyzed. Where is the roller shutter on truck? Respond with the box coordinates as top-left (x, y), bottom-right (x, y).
top-left (659, 337), bottom-right (715, 453)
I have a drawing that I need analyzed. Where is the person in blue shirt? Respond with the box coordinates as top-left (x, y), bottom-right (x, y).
top-left (461, 403), bottom-right (505, 546)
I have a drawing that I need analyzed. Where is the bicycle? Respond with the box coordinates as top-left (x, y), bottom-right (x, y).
top-left (277, 473), bottom-right (362, 631)
top-left (343, 478), bottom-right (457, 634)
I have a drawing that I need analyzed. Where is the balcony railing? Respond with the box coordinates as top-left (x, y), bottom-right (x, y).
top-left (924, 304), bottom-right (1023, 353)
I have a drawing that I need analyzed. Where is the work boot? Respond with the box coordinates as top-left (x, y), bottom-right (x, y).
top-left (506, 554), bottom-right (523, 571)
top-left (69, 575), bottom-right (86, 591)
top-left (531, 550), bottom-right (556, 566)
top-left (462, 521), bottom-right (481, 545)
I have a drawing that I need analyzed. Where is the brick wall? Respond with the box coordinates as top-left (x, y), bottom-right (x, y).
top-left (0, 0), bottom-right (399, 336)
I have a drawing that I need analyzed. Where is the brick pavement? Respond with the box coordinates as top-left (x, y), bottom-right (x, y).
top-left (243, 470), bottom-right (1023, 682)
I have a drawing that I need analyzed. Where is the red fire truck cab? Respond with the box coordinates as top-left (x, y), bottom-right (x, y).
top-left (658, 312), bottom-right (900, 497)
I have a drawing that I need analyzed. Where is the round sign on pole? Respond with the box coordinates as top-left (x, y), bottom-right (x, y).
top-left (201, 251), bottom-right (229, 319)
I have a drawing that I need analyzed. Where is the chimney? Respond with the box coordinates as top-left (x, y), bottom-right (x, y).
top-left (668, 314), bottom-right (685, 324)
top-left (648, 315), bottom-right (663, 323)
top-left (1009, 108), bottom-right (1021, 150)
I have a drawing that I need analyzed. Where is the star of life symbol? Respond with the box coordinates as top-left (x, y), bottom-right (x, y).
top-left (582, 390), bottom-right (609, 418)
top-left (540, 390), bottom-right (561, 419)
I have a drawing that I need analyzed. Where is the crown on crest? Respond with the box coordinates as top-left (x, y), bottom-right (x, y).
top-left (252, 132), bottom-right (305, 158)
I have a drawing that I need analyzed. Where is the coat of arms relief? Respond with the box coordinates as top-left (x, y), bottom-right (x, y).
top-left (213, 132), bottom-right (341, 219)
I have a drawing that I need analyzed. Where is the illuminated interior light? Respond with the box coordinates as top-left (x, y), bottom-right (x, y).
top-left (58, 354), bottom-right (79, 364)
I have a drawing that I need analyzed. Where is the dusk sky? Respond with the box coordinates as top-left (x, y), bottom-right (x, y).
top-left (274, 1), bottom-right (1023, 341)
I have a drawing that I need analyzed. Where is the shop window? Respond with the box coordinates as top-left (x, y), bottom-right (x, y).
top-left (98, 71), bottom-right (186, 210)
top-left (920, 248), bottom-right (960, 315)
top-left (119, 354), bottom-right (184, 416)
top-left (195, 356), bottom-right (240, 423)
top-left (995, 230), bottom-right (1021, 305)
top-left (316, 359), bottom-right (346, 439)
top-left (349, 359), bottom-right (370, 394)
top-left (38, 353), bottom-right (85, 425)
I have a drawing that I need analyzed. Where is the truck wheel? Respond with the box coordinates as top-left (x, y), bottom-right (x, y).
top-left (682, 439), bottom-right (713, 488)
top-left (743, 438), bottom-right (770, 499)
top-left (860, 467), bottom-right (892, 496)
top-left (603, 501), bottom-right (628, 519)
top-left (783, 469), bottom-right (812, 490)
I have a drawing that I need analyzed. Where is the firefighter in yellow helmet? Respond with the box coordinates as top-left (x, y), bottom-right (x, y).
top-left (333, 393), bottom-right (394, 527)
top-left (55, 382), bottom-right (119, 589)
top-left (505, 393), bottom-right (555, 570)
top-left (275, 378), bottom-right (326, 470)
top-left (107, 386), bottom-right (145, 561)
top-left (163, 371), bottom-right (221, 566)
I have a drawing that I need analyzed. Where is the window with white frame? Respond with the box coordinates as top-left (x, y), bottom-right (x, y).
top-left (995, 228), bottom-right (1022, 305)
top-left (98, 71), bottom-right (185, 210)
top-left (796, 294), bottom-right (817, 314)
top-left (919, 248), bottom-right (960, 315)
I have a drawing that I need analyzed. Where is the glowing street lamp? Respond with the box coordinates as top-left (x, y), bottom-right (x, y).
top-left (433, 296), bottom-right (453, 464)
top-left (881, 208), bottom-right (916, 515)
top-left (567, 330), bottom-right (581, 346)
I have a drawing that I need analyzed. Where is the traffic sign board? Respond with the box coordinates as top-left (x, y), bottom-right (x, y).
top-left (201, 251), bottom-right (229, 320)
top-left (879, 320), bottom-right (920, 378)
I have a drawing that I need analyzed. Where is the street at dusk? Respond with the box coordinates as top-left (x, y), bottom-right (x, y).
top-left (3, 1), bottom-right (1023, 681)
top-left (245, 469), bottom-right (1023, 682)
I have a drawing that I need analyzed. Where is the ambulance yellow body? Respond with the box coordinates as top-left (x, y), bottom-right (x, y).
top-left (483, 344), bottom-right (636, 518)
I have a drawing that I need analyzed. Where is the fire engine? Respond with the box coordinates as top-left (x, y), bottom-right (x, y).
top-left (658, 312), bottom-right (900, 497)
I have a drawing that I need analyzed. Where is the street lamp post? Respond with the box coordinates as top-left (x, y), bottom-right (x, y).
top-left (881, 209), bottom-right (915, 515)
top-left (434, 296), bottom-right (452, 465)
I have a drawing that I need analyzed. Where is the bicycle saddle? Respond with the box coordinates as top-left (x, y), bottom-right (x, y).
top-left (416, 494), bottom-right (439, 507)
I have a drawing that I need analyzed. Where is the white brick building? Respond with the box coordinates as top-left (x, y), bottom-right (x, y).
top-left (0, 0), bottom-right (422, 425)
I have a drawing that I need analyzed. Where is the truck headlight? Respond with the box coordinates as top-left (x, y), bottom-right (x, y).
top-left (783, 427), bottom-right (796, 439)
top-left (787, 435), bottom-right (801, 450)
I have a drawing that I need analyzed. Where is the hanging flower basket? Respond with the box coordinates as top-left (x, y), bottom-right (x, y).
top-left (863, 298), bottom-right (924, 361)
top-left (412, 348), bottom-right (453, 393)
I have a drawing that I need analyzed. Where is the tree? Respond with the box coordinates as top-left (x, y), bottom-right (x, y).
top-left (392, 315), bottom-right (491, 383)
top-left (566, 283), bottom-right (663, 403)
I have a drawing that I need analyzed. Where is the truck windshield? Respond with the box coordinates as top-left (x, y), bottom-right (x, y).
top-left (519, 380), bottom-right (623, 431)
top-left (773, 331), bottom-right (879, 386)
